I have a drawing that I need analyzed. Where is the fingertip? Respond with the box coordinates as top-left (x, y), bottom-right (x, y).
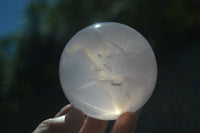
top-left (33, 123), bottom-right (49, 133)
top-left (55, 104), bottom-right (73, 117)
top-left (80, 117), bottom-right (108, 133)
top-left (111, 110), bottom-right (141, 133)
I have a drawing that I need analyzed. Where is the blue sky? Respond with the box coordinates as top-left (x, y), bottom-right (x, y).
top-left (0, 0), bottom-right (30, 38)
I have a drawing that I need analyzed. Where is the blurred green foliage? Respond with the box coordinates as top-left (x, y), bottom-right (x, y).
top-left (0, 0), bottom-right (200, 132)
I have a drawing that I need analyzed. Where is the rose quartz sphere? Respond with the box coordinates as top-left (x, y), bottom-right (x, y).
top-left (59, 22), bottom-right (157, 120)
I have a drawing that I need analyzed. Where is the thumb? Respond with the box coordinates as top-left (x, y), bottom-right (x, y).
top-left (33, 105), bottom-right (85, 133)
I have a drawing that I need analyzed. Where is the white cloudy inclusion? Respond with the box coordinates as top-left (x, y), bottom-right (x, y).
top-left (59, 22), bottom-right (157, 120)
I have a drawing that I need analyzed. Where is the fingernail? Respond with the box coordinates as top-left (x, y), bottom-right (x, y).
top-left (55, 104), bottom-right (72, 117)
top-left (33, 123), bottom-right (49, 133)
top-left (43, 115), bottom-right (66, 124)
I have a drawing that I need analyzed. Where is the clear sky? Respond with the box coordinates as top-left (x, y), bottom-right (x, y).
top-left (0, 0), bottom-right (30, 38)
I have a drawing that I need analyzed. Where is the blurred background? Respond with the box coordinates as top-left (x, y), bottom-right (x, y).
top-left (0, 0), bottom-right (199, 132)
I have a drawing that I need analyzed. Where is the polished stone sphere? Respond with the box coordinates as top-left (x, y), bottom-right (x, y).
top-left (59, 22), bottom-right (157, 120)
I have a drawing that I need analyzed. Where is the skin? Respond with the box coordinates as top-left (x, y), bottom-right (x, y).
top-left (33, 104), bottom-right (140, 133)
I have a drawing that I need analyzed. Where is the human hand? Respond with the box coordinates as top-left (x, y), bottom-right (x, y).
top-left (33, 104), bottom-right (140, 133)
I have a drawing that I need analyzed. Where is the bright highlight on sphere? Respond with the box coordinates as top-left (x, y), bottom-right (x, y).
top-left (59, 22), bottom-right (157, 120)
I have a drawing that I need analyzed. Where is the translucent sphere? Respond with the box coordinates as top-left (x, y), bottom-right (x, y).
top-left (59, 22), bottom-right (157, 120)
